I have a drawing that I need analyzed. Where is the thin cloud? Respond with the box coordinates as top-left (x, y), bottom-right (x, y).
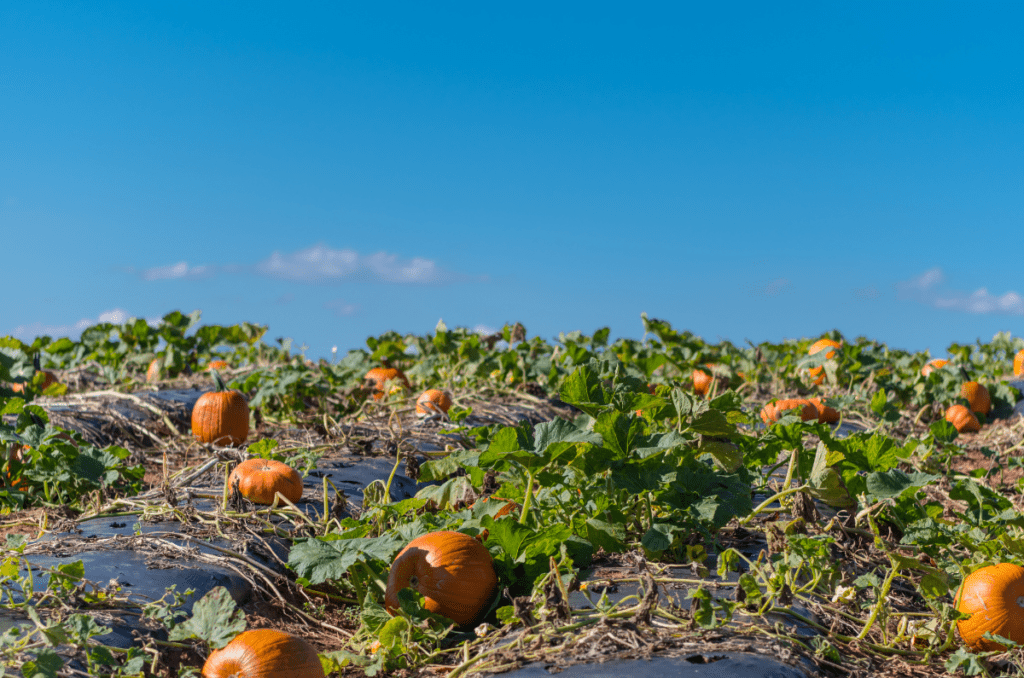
top-left (134, 244), bottom-right (474, 286)
top-left (748, 277), bottom-right (791, 298)
top-left (142, 262), bottom-right (214, 281)
top-left (6, 308), bottom-right (134, 340)
top-left (324, 299), bottom-right (360, 317)
top-left (897, 267), bottom-right (1024, 315)
top-left (256, 244), bottom-right (456, 284)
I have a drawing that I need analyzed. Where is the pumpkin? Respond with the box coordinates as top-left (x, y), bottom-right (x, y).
top-left (955, 563), bottom-right (1024, 651)
top-left (1015, 349), bottom-right (1024, 377)
top-left (692, 366), bottom-right (714, 396)
top-left (364, 367), bottom-right (411, 401)
top-left (385, 530), bottom-right (498, 626)
top-left (202, 628), bottom-right (324, 678)
top-left (416, 389), bottom-right (452, 416)
top-left (807, 339), bottom-right (841, 385)
top-left (192, 370), bottom-right (249, 446)
top-left (206, 360), bottom-right (230, 371)
top-left (229, 458), bottom-right (303, 505)
top-left (808, 397), bottom-right (840, 424)
top-left (11, 370), bottom-right (58, 394)
top-left (146, 358), bottom-right (162, 383)
top-left (759, 398), bottom-right (819, 424)
top-left (945, 404), bottom-right (980, 433)
top-left (920, 358), bottom-right (948, 377)
top-left (961, 381), bottom-right (991, 415)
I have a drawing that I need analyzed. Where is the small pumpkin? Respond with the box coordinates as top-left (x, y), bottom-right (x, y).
top-left (807, 339), bottom-right (841, 385)
top-left (920, 358), bottom-right (948, 377)
top-left (692, 366), bottom-right (714, 396)
top-left (385, 530), bottom-right (498, 626)
top-left (192, 370), bottom-right (249, 446)
top-left (11, 370), bottom-right (59, 394)
top-left (364, 367), bottom-right (411, 401)
top-left (229, 458), bottom-right (303, 505)
top-left (1015, 349), bottom-right (1024, 377)
top-left (955, 563), bottom-right (1024, 651)
top-left (961, 381), bottom-right (991, 415)
top-left (202, 628), bottom-right (324, 678)
top-left (760, 398), bottom-right (819, 424)
top-left (945, 404), bottom-right (980, 433)
top-left (206, 360), bottom-right (230, 371)
top-left (416, 389), bottom-right (452, 416)
top-left (146, 358), bottom-right (162, 383)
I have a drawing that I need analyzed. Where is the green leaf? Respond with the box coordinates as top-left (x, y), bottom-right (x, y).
top-left (22, 649), bottom-right (63, 678)
top-left (699, 439), bottom-right (742, 472)
top-left (808, 441), bottom-right (855, 509)
top-left (687, 410), bottom-right (735, 437)
top-left (865, 469), bottom-right (938, 500)
top-left (559, 366), bottom-right (609, 415)
top-left (167, 586), bottom-right (246, 649)
top-left (585, 518), bottom-right (626, 553)
top-left (288, 534), bottom-right (406, 585)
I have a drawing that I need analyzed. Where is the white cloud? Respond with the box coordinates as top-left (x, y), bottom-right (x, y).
top-left (142, 262), bottom-right (214, 281)
top-left (256, 244), bottom-right (453, 284)
top-left (897, 267), bottom-right (1024, 315)
top-left (324, 299), bottom-right (359, 317)
top-left (749, 277), bottom-right (791, 298)
top-left (135, 244), bottom-right (476, 286)
top-left (6, 308), bottom-right (134, 340)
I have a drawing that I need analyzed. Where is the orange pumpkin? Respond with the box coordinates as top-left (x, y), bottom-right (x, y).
top-left (1014, 349), bottom-right (1024, 377)
top-left (364, 367), bottom-right (411, 401)
top-left (807, 397), bottom-right (840, 424)
top-left (206, 360), bottom-right (230, 371)
top-left (11, 371), bottom-right (58, 394)
top-left (945, 404), bottom-right (980, 433)
top-left (228, 458), bottom-right (303, 505)
top-left (920, 358), bottom-right (948, 377)
top-left (692, 366), bottom-right (714, 396)
top-left (202, 628), bottom-right (324, 678)
top-left (760, 398), bottom-right (819, 424)
top-left (955, 563), bottom-right (1024, 651)
top-left (961, 381), bottom-right (991, 415)
top-left (415, 389), bottom-right (452, 416)
top-left (385, 531), bottom-right (498, 626)
top-left (192, 370), bottom-right (249, 446)
top-left (807, 339), bottom-right (841, 385)
top-left (146, 358), bottom-right (162, 383)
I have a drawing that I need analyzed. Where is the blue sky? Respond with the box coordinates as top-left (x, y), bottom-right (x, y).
top-left (3, 2), bottom-right (1022, 359)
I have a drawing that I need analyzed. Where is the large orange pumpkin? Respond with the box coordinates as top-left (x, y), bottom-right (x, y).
top-left (206, 360), bottom-right (230, 371)
top-left (961, 381), bottom-right (991, 415)
top-left (202, 628), bottom-right (324, 678)
top-left (759, 398), bottom-right (820, 424)
top-left (1015, 349), bottom-right (1024, 377)
top-left (192, 370), bottom-right (249, 446)
top-left (946, 404), bottom-right (981, 433)
top-left (807, 397), bottom-right (840, 424)
top-left (385, 531), bottom-right (498, 626)
top-left (955, 563), bottom-right (1024, 651)
top-left (229, 458), bottom-right (303, 505)
top-left (807, 339), bottom-right (841, 385)
top-left (365, 367), bottom-right (411, 401)
top-left (921, 358), bottom-right (948, 377)
top-left (416, 389), bottom-right (452, 416)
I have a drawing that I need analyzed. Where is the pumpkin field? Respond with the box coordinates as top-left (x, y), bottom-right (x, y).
top-left (4, 310), bottom-right (1024, 677)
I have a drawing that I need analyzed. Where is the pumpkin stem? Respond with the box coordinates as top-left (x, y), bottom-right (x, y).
top-left (209, 368), bottom-right (228, 392)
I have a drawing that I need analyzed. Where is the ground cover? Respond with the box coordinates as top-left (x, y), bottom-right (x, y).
top-left (2, 312), bottom-right (1024, 677)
